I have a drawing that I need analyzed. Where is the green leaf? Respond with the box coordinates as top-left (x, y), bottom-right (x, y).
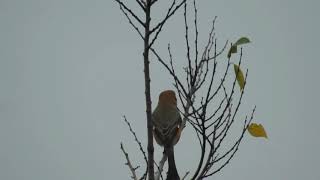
top-left (234, 64), bottom-right (245, 90)
top-left (227, 45), bottom-right (237, 58)
top-left (234, 37), bottom-right (251, 46)
top-left (227, 37), bottom-right (251, 58)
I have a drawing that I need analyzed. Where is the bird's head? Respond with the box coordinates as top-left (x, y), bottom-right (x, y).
top-left (158, 90), bottom-right (177, 107)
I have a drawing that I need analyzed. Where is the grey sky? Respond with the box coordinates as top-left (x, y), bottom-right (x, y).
top-left (0, 0), bottom-right (319, 179)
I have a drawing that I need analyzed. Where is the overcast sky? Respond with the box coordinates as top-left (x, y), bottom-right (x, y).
top-left (1, 0), bottom-right (320, 179)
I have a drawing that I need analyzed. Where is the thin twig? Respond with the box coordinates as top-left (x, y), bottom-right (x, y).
top-left (155, 153), bottom-right (167, 180)
top-left (121, 143), bottom-right (139, 180)
top-left (115, 0), bottom-right (145, 27)
top-left (119, 5), bottom-right (144, 40)
top-left (123, 116), bottom-right (148, 179)
top-left (181, 171), bottom-right (190, 180)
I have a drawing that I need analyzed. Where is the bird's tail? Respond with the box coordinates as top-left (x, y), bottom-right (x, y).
top-left (165, 146), bottom-right (180, 180)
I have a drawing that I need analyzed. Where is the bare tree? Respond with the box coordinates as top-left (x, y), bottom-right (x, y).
top-left (116, 0), bottom-right (256, 180)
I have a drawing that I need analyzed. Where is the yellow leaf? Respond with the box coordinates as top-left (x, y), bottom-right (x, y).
top-left (248, 123), bottom-right (268, 138)
top-left (233, 64), bottom-right (245, 90)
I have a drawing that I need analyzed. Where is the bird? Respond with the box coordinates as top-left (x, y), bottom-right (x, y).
top-left (152, 90), bottom-right (182, 180)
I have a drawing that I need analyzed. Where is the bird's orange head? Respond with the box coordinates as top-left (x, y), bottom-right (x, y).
top-left (158, 90), bottom-right (177, 106)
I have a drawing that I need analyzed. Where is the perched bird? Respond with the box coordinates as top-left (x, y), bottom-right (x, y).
top-left (152, 90), bottom-right (182, 180)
